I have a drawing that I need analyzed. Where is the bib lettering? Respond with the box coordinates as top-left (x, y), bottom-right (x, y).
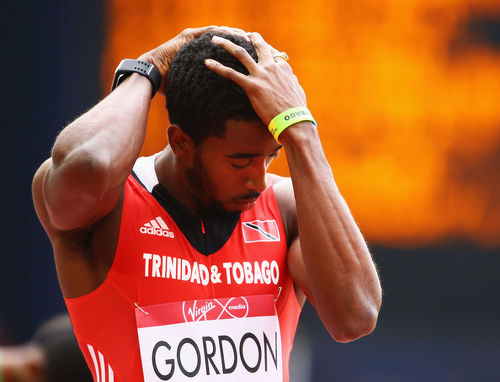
top-left (135, 295), bottom-right (283, 381)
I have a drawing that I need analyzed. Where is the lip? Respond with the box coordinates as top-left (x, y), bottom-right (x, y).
top-left (235, 198), bottom-right (258, 210)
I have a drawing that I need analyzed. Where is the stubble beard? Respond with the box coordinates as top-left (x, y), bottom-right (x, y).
top-left (184, 152), bottom-right (237, 219)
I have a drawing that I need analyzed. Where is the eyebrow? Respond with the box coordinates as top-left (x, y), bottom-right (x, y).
top-left (224, 145), bottom-right (283, 159)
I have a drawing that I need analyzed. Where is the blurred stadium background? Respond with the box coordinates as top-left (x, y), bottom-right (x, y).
top-left (2, 0), bottom-right (500, 380)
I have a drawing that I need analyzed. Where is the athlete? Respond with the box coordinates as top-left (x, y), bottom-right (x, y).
top-left (32, 26), bottom-right (382, 381)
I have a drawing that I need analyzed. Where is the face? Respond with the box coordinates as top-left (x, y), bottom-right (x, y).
top-left (184, 119), bottom-right (282, 217)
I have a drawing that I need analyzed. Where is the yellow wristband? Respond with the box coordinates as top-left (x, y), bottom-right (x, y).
top-left (268, 107), bottom-right (316, 142)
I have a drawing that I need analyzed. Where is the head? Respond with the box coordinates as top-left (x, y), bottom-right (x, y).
top-left (166, 32), bottom-right (260, 145)
top-left (165, 32), bottom-right (282, 217)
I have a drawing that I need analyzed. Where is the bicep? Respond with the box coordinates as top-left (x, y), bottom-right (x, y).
top-left (272, 177), bottom-right (311, 306)
top-left (272, 176), bottom-right (297, 245)
top-left (286, 238), bottom-right (309, 307)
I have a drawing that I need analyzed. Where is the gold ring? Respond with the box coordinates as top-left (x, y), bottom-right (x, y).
top-left (273, 52), bottom-right (289, 62)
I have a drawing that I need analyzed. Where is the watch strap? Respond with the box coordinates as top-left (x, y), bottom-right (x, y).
top-left (111, 59), bottom-right (162, 97)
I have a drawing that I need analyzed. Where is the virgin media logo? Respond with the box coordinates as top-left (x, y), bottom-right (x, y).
top-left (182, 297), bottom-right (249, 323)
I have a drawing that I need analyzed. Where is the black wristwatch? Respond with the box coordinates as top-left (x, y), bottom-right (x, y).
top-left (111, 59), bottom-right (162, 97)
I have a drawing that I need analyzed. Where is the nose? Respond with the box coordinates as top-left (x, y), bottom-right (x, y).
top-left (244, 163), bottom-right (268, 193)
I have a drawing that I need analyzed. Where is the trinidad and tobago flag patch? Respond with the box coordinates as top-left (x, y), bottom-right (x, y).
top-left (242, 220), bottom-right (280, 243)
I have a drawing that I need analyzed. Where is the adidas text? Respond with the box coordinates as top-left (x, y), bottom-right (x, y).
top-left (140, 226), bottom-right (174, 238)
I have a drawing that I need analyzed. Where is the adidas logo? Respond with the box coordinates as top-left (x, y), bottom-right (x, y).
top-left (87, 344), bottom-right (115, 382)
top-left (139, 216), bottom-right (175, 238)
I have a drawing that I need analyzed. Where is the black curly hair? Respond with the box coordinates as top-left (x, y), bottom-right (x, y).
top-left (165, 32), bottom-right (260, 145)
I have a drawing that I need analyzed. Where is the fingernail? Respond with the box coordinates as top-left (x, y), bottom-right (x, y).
top-left (212, 36), bottom-right (222, 43)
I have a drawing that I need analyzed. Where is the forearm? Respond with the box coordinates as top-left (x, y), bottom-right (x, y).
top-left (50, 74), bottom-right (151, 198)
top-left (281, 122), bottom-right (382, 342)
top-left (203, 31), bottom-right (381, 341)
top-left (42, 73), bottom-right (152, 230)
top-left (52, 73), bottom-right (151, 177)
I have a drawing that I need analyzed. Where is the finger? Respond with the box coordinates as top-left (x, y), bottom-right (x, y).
top-left (247, 32), bottom-right (273, 63)
top-left (204, 58), bottom-right (248, 87)
top-left (211, 36), bottom-right (259, 72)
top-left (267, 46), bottom-right (293, 74)
top-left (182, 25), bottom-right (217, 38)
top-left (216, 26), bottom-right (250, 41)
top-left (266, 41), bottom-right (283, 57)
top-left (193, 25), bottom-right (250, 41)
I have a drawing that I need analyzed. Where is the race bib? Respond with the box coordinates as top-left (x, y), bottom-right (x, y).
top-left (135, 294), bottom-right (283, 381)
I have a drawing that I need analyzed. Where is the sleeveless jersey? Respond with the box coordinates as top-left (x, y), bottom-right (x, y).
top-left (64, 154), bottom-right (301, 382)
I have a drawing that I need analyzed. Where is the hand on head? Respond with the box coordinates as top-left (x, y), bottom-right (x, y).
top-left (205, 32), bottom-right (307, 125)
top-left (139, 26), bottom-right (250, 95)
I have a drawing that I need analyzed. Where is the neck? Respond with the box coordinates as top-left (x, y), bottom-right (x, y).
top-left (155, 147), bottom-right (200, 216)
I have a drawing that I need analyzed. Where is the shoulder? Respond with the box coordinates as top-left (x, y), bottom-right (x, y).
top-left (32, 158), bottom-right (105, 240)
top-left (32, 158), bottom-right (58, 237)
top-left (267, 173), bottom-right (297, 243)
top-left (32, 156), bottom-right (125, 250)
top-left (268, 174), bottom-right (294, 210)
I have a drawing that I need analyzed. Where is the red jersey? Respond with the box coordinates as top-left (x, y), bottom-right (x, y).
top-left (64, 154), bottom-right (301, 382)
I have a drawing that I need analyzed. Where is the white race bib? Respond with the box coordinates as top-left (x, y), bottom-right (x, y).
top-left (136, 294), bottom-right (283, 381)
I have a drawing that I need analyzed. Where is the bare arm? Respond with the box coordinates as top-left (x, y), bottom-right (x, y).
top-left (280, 124), bottom-right (381, 342)
top-left (40, 74), bottom-right (152, 231)
top-left (34, 26), bottom-right (249, 232)
top-left (206, 33), bottom-right (382, 342)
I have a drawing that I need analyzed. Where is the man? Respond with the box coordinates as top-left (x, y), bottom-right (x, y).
top-left (32, 26), bottom-right (382, 381)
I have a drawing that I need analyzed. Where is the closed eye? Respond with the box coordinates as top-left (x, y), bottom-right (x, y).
top-left (227, 147), bottom-right (282, 169)
top-left (230, 158), bottom-right (252, 169)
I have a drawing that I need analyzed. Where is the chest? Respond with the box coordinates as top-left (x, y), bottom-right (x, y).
top-left (111, 183), bottom-right (288, 305)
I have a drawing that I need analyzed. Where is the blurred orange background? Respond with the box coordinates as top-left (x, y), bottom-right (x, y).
top-left (102, 0), bottom-right (500, 247)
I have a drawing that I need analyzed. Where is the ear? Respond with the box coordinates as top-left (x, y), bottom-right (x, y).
top-left (167, 124), bottom-right (194, 157)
